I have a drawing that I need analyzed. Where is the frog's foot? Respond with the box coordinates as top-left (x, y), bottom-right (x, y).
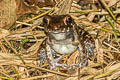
top-left (68, 58), bottom-right (88, 69)
top-left (49, 55), bottom-right (67, 70)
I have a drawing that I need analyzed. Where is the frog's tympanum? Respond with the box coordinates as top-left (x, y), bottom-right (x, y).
top-left (37, 15), bottom-right (95, 70)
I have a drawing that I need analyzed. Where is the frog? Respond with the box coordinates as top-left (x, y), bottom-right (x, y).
top-left (37, 14), bottom-right (95, 70)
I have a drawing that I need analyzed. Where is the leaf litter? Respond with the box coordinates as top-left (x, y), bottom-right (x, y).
top-left (0, 0), bottom-right (120, 80)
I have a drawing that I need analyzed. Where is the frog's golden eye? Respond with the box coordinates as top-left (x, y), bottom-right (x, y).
top-left (64, 16), bottom-right (73, 24)
top-left (43, 16), bottom-right (50, 25)
top-left (43, 17), bottom-right (48, 24)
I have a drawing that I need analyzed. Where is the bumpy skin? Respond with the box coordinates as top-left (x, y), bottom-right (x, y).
top-left (37, 15), bottom-right (95, 69)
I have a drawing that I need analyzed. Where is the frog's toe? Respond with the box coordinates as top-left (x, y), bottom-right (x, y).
top-left (68, 60), bottom-right (88, 69)
top-left (50, 62), bottom-right (67, 70)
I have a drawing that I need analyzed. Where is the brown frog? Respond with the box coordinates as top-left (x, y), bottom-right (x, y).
top-left (37, 15), bottom-right (95, 69)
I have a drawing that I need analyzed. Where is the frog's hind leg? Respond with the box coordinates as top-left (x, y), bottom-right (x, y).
top-left (37, 44), bottom-right (47, 66)
top-left (84, 41), bottom-right (95, 61)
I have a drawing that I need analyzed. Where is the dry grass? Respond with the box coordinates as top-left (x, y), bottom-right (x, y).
top-left (0, 0), bottom-right (120, 80)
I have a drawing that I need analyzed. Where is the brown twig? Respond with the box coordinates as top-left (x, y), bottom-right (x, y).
top-left (22, 64), bottom-right (71, 77)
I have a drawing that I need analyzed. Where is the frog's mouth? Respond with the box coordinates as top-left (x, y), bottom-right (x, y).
top-left (46, 29), bottom-right (75, 41)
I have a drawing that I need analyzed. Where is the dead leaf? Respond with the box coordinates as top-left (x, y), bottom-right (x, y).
top-left (16, 0), bottom-right (56, 16)
top-left (16, 0), bottom-right (39, 16)
top-left (67, 50), bottom-right (79, 66)
top-left (24, 0), bottom-right (38, 6)
top-left (108, 0), bottom-right (119, 7)
top-left (0, 0), bottom-right (16, 29)
top-left (37, 0), bottom-right (55, 8)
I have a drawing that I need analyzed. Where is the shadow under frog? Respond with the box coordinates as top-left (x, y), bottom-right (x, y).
top-left (37, 15), bottom-right (95, 70)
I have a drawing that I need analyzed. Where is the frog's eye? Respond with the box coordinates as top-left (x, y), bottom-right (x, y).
top-left (43, 15), bottom-right (51, 25)
top-left (43, 17), bottom-right (48, 24)
top-left (65, 16), bottom-right (73, 24)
